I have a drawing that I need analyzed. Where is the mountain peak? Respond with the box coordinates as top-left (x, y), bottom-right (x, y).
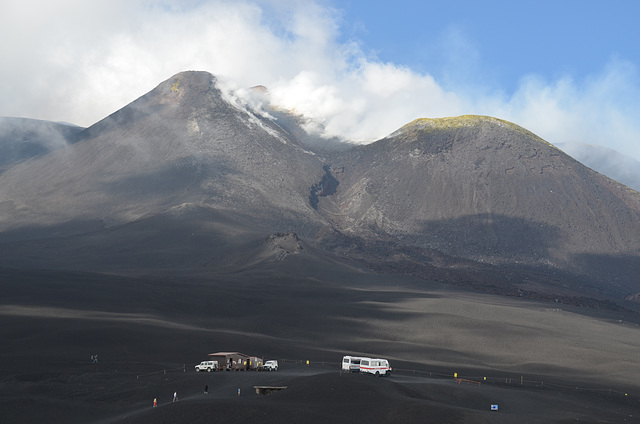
top-left (390, 115), bottom-right (549, 145)
top-left (75, 71), bottom-right (224, 140)
top-left (154, 70), bottom-right (218, 105)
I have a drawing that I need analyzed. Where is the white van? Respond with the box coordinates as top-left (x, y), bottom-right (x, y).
top-left (342, 355), bottom-right (364, 372)
top-left (359, 358), bottom-right (392, 376)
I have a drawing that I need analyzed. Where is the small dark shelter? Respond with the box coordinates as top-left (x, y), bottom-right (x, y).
top-left (208, 352), bottom-right (254, 371)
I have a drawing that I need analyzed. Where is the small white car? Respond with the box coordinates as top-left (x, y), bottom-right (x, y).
top-left (195, 360), bottom-right (218, 372)
top-left (262, 360), bottom-right (278, 371)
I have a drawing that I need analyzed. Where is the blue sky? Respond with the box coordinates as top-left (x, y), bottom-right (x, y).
top-left (336, 1), bottom-right (639, 93)
top-left (1, 0), bottom-right (639, 160)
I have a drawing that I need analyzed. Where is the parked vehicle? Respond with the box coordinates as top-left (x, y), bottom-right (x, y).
top-left (359, 358), bottom-right (392, 376)
top-left (342, 355), bottom-right (364, 372)
top-left (195, 360), bottom-right (218, 372)
top-left (262, 360), bottom-right (278, 371)
top-left (342, 355), bottom-right (391, 376)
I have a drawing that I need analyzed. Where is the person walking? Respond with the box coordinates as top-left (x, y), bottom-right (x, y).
top-left (204, 384), bottom-right (209, 394)
top-left (173, 391), bottom-right (178, 402)
top-left (153, 397), bottom-right (157, 407)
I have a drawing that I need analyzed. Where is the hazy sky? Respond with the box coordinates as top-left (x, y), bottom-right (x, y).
top-left (2, 0), bottom-right (639, 160)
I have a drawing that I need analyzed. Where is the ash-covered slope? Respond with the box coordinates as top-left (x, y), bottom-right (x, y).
top-left (0, 117), bottom-right (84, 173)
top-left (556, 142), bottom-right (640, 193)
top-left (0, 71), bottom-right (327, 239)
top-left (318, 116), bottom-right (640, 294)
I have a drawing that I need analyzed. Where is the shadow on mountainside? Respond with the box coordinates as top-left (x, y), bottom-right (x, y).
top-left (1, 210), bottom-right (639, 311)
top-left (401, 214), bottom-right (639, 299)
top-left (407, 213), bottom-right (562, 262)
top-left (98, 157), bottom-right (240, 202)
top-left (315, 220), bottom-right (640, 310)
top-left (1, 194), bottom-right (639, 310)
top-left (571, 252), bottom-right (640, 296)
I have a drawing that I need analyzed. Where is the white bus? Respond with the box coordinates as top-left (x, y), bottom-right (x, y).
top-left (359, 358), bottom-right (392, 376)
top-left (342, 355), bottom-right (392, 376)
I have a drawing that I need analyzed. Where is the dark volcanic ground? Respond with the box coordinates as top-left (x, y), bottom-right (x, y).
top-left (2, 265), bottom-right (640, 423)
top-left (5, 362), bottom-right (638, 424)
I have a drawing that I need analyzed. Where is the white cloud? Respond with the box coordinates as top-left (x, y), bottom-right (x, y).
top-left (1, 0), bottom-right (639, 161)
top-left (490, 58), bottom-right (640, 160)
